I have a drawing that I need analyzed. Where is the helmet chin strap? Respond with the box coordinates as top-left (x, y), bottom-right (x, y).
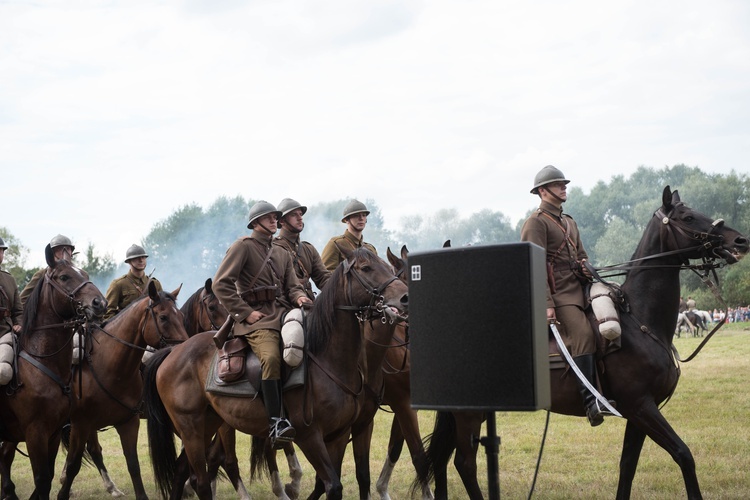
top-left (542, 186), bottom-right (566, 205)
top-left (256, 221), bottom-right (276, 236)
top-left (281, 219), bottom-right (303, 234)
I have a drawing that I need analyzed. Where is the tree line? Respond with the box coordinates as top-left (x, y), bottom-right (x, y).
top-left (2, 164), bottom-right (748, 310)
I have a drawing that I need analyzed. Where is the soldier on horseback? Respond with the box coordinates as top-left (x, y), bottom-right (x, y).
top-left (273, 198), bottom-right (331, 300)
top-left (104, 244), bottom-right (162, 320)
top-left (19, 234), bottom-right (77, 306)
top-left (521, 165), bottom-right (612, 426)
top-left (0, 237), bottom-right (22, 336)
top-left (213, 200), bottom-right (312, 448)
top-left (321, 199), bottom-right (378, 271)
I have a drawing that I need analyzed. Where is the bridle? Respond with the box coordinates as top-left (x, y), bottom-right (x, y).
top-left (198, 292), bottom-right (223, 331)
top-left (336, 258), bottom-right (401, 324)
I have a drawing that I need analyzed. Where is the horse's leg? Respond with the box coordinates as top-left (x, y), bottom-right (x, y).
top-left (376, 417), bottom-right (404, 500)
top-left (82, 433), bottom-right (126, 497)
top-left (56, 425), bottom-right (93, 500)
top-left (281, 442), bottom-right (303, 499)
top-left (294, 433), bottom-right (342, 500)
top-left (113, 416), bottom-right (149, 500)
top-left (452, 412), bottom-right (484, 500)
top-left (215, 424), bottom-right (250, 500)
top-left (624, 404), bottom-right (701, 499)
top-left (26, 428), bottom-right (59, 499)
top-left (617, 420), bottom-right (647, 500)
top-left (351, 419), bottom-right (375, 499)
top-left (0, 441), bottom-right (19, 500)
top-left (391, 405), bottom-right (432, 500)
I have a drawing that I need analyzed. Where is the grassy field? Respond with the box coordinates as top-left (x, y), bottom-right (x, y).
top-left (8, 325), bottom-right (750, 499)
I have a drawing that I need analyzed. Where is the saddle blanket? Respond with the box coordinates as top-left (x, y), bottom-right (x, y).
top-left (205, 351), bottom-right (305, 398)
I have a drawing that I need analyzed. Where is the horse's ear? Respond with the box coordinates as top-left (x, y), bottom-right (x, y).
top-left (662, 186), bottom-right (673, 209)
top-left (148, 280), bottom-right (159, 301)
top-left (443, 240), bottom-right (451, 248)
top-left (342, 258), bottom-right (353, 274)
top-left (400, 245), bottom-right (409, 261)
top-left (172, 283), bottom-right (183, 298)
top-left (386, 247), bottom-right (398, 268)
top-left (205, 278), bottom-right (213, 294)
top-left (45, 244), bottom-right (56, 268)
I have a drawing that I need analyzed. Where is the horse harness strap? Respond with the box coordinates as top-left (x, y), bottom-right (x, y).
top-left (82, 349), bottom-right (143, 414)
top-left (19, 350), bottom-right (71, 395)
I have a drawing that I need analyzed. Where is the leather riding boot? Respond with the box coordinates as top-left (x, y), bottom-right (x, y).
top-left (261, 379), bottom-right (295, 449)
top-left (573, 354), bottom-right (612, 427)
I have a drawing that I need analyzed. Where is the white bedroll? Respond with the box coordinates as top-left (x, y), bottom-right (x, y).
top-left (281, 308), bottom-right (304, 367)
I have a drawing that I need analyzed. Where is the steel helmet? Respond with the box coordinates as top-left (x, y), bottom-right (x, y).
top-left (342, 199), bottom-right (370, 223)
top-left (247, 200), bottom-right (282, 229)
top-left (530, 165), bottom-right (570, 194)
top-left (49, 234), bottom-right (75, 251)
top-left (277, 198), bottom-right (308, 218)
top-left (0, 237), bottom-right (7, 250)
top-left (125, 244), bottom-right (148, 262)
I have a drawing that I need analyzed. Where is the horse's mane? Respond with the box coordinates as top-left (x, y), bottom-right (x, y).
top-left (180, 286), bottom-right (205, 333)
top-left (103, 289), bottom-right (178, 327)
top-left (19, 270), bottom-right (47, 341)
top-left (305, 247), bottom-right (379, 354)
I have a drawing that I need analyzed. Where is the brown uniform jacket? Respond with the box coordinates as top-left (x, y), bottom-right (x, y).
top-left (213, 232), bottom-right (306, 336)
top-left (104, 270), bottom-right (162, 320)
top-left (273, 228), bottom-right (331, 300)
top-left (0, 270), bottom-right (22, 335)
top-left (321, 230), bottom-right (378, 272)
top-left (521, 201), bottom-right (589, 310)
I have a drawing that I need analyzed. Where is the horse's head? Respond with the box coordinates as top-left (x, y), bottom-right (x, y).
top-left (656, 186), bottom-right (749, 264)
top-left (386, 245), bottom-right (409, 285)
top-left (340, 247), bottom-right (409, 319)
top-left (142, 281), bottom-right (189, 348)
top-left (199, 278), bottom-right (228, 331)
top-left (43, 253), bottom-right (107, 321)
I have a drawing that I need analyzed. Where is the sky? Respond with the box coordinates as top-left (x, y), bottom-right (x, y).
top-left (2, 0), bottom-right (749, 269)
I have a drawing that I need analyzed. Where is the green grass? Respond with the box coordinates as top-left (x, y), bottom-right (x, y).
top-left (9, 325), bottom-right (750, 499)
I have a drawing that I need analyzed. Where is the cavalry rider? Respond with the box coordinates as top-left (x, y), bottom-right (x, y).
top-left (321, 199), bottom-right (378, 272)
top-left (20, 234), bottom-right (76, 306)
top-left (273, 198), bottom-right (331, 301)
top-left (0, 237), bottom-right (22, 336)
top-left (213, 200), bottom-right (312, 448)
top-left (104, 244), bottom-right (162, 320)
top-left (521, 165), bottom-right (610, 426)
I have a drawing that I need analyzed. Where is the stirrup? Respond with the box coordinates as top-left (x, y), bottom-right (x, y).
top-left (586, 399), bottom-right (616, 426)
top-left (269, 417), bottom-right (295, 449)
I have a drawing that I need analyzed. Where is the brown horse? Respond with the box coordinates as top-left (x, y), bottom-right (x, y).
top-left (419, 187), bottom-right (749, 499)
top-left (181, 278), bottom-right (226, 335)
top-left (0, 252), bottom-right (107, 499)
top-left (56, 281), bottom-right (187, 499)
top-left (144, 247), bottom-right (408, 499)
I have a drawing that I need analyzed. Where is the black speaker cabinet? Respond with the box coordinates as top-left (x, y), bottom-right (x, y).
top-left (408, 243), bottom-right (550, 411)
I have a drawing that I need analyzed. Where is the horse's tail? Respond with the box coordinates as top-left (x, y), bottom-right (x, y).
top-left (250, 435), bottom-right (271, 481)
top-left (59, 421), bottom-right (96, 467)
top-left (414, 410), bottom-right (457, 492)
top-left (143, 347), bottom-right (177, 500)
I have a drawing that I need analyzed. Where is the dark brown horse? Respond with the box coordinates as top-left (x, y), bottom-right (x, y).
top-left (0, 252), bottom-right (107, 499)
top-left (181, 278), bottom-right (226, 335)
top-left (419, 187), bottom-right (749, 499)
top-left (56, 281), bottom-right (188, 499)
top-left (144, 248), bottom-right (408, 499)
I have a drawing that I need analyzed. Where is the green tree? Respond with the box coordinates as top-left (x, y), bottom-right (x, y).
top-left (78, 242), bottom-right (118, 292)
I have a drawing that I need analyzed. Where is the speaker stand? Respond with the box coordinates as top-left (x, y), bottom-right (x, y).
top-left (479, 412), bottom-right (501, 499)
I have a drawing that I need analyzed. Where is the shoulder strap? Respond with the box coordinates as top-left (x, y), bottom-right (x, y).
top-left (247, 242), bottom-right (276, 291)
top-left (538, 209), bottom-right (577, 258)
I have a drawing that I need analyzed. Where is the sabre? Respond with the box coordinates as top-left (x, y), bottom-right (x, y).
top-left (549, 322), bottom-right (622, 418)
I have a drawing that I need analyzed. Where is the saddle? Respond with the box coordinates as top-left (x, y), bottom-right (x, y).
top-left (207, 336), bottom-right (305, 397)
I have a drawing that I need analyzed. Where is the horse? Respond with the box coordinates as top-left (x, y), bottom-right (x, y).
top-left (182, 279), bottom-right (303, 500)
top-left (301, 255), bottom-right (412, 499)
top-left (0, 251), bottom-right (107, 499)
top-left (418, 186), bottom-right (749, 499)
top-left (144, 247), bottom-right (408, 500)
top-left (56, 281), bottom-right (188, 500)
